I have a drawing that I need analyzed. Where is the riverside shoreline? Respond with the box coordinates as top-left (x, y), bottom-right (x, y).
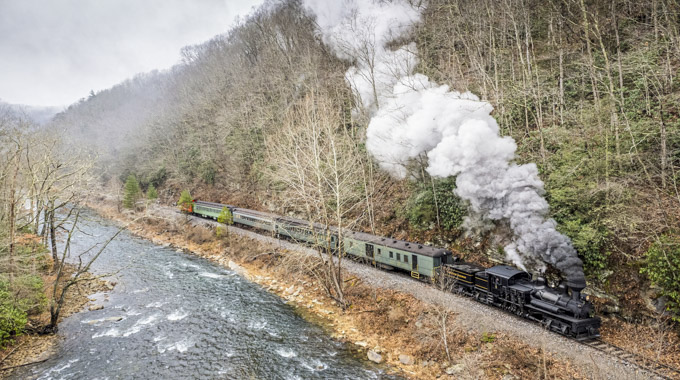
top-left (0, 270), bottom-right (113, 377)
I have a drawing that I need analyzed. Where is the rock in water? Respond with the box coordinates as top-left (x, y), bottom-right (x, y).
top-left (367, 350), bottom-right (383, 364)
top-left (89, 304), bottom-right (104, 311)
top-left (85, 316), bottom-right (124, 325)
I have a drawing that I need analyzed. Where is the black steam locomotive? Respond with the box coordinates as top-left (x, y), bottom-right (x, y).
top-left (442, 263), bottom-right (600, 340)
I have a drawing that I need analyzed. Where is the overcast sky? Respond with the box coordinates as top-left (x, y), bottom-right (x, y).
top-left (0, 0), bottom-right (264, 107)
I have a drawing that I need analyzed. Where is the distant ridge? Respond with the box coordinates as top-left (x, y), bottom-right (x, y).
top-left (0, 100), bottom-right (62, 125)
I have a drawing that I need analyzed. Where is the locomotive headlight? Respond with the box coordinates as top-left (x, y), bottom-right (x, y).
top-left (586, 295), bottom-right (590, 301)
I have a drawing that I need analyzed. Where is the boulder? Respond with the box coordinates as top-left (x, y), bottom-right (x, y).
top-left (446, 364), bottom-right (465, 375)
top-left (228, 261), bottom-right (247, 276)
top-left (89, 304), bottom-right (104, 311)
top-left (398, 354), bottom-right (414, 365)
top-left (367, 350), bottom-right (383, 363)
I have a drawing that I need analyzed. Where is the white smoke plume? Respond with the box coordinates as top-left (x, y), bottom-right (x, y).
top-left (302, 0), bottom-right (586, 288)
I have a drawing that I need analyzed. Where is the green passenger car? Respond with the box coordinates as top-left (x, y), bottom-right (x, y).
top-left (275, 216), bottom-right (338, 250)
top-left (341, 231), bottom-right (452, 280)
top-left (232, 208), bottom-right (276, 232)
top-left (193, 201), bottom-right (230, 220)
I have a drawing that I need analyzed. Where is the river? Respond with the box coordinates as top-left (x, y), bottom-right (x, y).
top-left (11, 211), bottom-right (400, 379)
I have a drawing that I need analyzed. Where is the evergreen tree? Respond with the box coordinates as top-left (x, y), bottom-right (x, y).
top-left (146, 184), bottom-right (158, 201)
top-left (122, 174), bottom-right (141, 209)
top-left (217, 207), bottom-right (233, 225)
top-left (177, 190), bottom-right (192, 210)
top-left (216, 207), bottom-right (233, 239)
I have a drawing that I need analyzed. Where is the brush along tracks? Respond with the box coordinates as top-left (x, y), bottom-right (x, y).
top-left (581, 339), bottom-right (680, 379)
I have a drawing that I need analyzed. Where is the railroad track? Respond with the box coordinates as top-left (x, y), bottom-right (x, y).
top-left (581, 338), bottom-right (680, 379)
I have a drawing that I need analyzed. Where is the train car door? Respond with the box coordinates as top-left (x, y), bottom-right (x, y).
top-left (412, 255), bottom-right (418, 271)
top-left (365, 243), bottom-right (374, 258)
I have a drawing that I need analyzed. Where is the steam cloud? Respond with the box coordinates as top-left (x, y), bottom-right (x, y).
top-left (302, 0), bottom-right (586, 288)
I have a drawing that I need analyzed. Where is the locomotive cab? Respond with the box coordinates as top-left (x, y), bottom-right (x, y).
top-left (485, 265), bottom-right (531, 295)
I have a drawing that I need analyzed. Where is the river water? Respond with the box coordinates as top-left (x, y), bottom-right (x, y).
top-left (11, 212), bottom-right (399, 379)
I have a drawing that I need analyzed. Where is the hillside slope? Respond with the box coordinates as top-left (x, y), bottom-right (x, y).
top-left (53, 0), bottom-right (680, 324)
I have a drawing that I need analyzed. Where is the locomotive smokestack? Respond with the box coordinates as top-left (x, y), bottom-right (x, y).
top-left (568, 276), bottom-right (585, 302)
top-left (566, 275), bottom-right (586, 293)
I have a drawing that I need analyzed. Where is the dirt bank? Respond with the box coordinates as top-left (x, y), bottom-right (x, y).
top-left (88, 197), bottom-right (673, 379)
top-left (0, 268), bottom-right (114, 377)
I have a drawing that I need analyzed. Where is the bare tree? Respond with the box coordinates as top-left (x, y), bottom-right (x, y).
top-left (266, 92), bottom-right (368, 308)
top-left (44, 207), bottom-right (124, 332)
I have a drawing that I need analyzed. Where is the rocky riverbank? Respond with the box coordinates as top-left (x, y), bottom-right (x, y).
top-left (0, 269), bottom-right (114, 377)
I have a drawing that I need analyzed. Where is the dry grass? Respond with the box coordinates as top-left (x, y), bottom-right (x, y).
top-left (601, 316), bottom-right (680, 370)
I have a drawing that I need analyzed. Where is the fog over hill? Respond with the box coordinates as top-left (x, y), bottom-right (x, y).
top-left (0, 100), bottom-right (62, 125)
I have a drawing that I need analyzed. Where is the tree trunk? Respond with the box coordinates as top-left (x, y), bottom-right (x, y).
top-left (50, 203), bottom-right (58, 267)
top-left (8, 157), bottom-right (19, 286)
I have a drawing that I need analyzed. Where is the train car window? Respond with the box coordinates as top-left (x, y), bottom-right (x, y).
top-left (377, 249), bottom-right (381, 255)
top-left (404, 256), bottom-right (408, 263)
top-left (397, 253), bottom-right (401, 261)
top-left (389, 251), bottom-right (393, 258)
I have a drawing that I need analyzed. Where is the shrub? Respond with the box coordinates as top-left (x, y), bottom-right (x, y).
top-left (559, 219), bottom-right (610, 276)
top-left (405, 178), bottom-right (466, 231)
top-left (641, 234), bottom-right (680, 321)
top-left (13, 274), bottom-right (47, 315)
top-left (481, 332), bottom-right (496, 343)
top-left (200, 161), bottom-right (216, 185)
top-left (0, 279), bottom-right (29, 347)
top-left (147, 166), bottom-right (167, 187)
top-left (0, 304), bottom-right (26, 347)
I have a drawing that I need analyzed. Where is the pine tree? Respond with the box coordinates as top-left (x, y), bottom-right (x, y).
top-left (216, 207), bottom-right (233, 240)
top-left (178, 190), bottom-right (192, 210)
top-left (217, 207), bottom-right (233, 225)
top-left (146, 184), bottom-right (158, 201)
top-left (122, 174), bottom-right (141, 209)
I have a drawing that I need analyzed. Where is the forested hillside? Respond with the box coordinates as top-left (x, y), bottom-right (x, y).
top-left (52, 0), bottom-right (680, 322)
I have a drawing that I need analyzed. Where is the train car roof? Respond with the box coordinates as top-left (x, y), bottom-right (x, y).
top-left (194, 200), bottom-right (234, 209)
top-left (274, 215), bottom-right (332, 231)
top-left (205, 203), bottom-right (450, 258)
top-left (345, 230), bottom-right (450, 258)
top-left (275, 214), bottom-right (448, 258)
top-left (485, 265), bottom-right (530, 280)
top-left (233, 207), bottom-right (278, 220)
top-left (448, 262), bottom-right (486, 273)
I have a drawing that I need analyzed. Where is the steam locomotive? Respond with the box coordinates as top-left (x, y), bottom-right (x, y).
top-left (183, 199), bottom-right (601, 340)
